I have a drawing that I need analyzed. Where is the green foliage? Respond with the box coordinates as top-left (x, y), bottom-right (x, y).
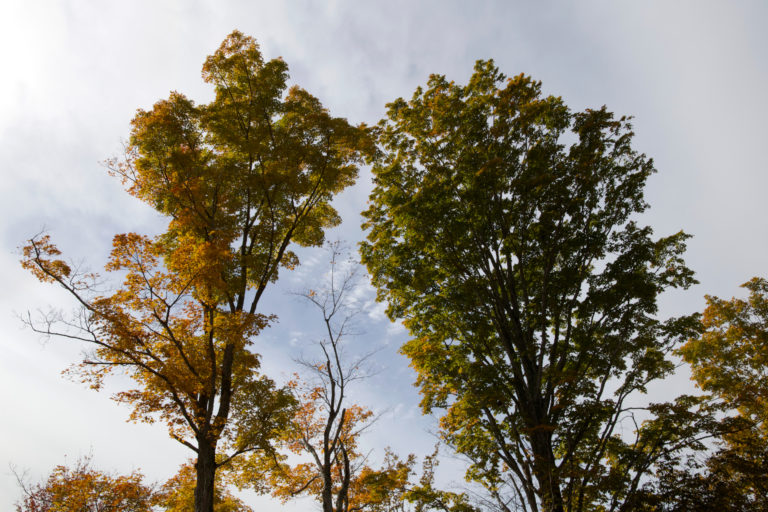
top-left (404, 448), bottom-right (480, 512)
top-left (362, 60), bottom-right (698, 511)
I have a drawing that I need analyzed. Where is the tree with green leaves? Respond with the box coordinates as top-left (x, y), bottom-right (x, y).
top-left (21, 31), bottom-right (371, 512)
top-left (402, 447), bottom-right (480, 512)
top-left (361, 61), bottom-right (701, 512)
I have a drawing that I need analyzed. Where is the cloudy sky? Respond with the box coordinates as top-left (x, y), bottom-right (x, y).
top-left (1, 1), bottom-right (767, 509)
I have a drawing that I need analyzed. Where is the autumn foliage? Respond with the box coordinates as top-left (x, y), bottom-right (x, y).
top-left (20, 30), bottom-right (370, 512)
top-left (672, 277), bottom-right (768, 509)
top-left (14, 457), bottom-right (154, 512)
top-left (681, 277), bottom-right (768, 426)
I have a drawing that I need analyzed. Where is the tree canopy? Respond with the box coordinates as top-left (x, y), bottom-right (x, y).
top-left (21, 30), bottom-right (371, 512)
top-left (681, 277), bottom-right (768, 426)
top-left (14, 456), bottom-right (155, 512)
top-left (361, 60), bottom-right (700, 512)
top-left (670, 277), bottom-right (768, 510)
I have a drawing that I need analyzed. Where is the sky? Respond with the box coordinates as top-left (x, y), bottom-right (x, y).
top-left (1, 1), bottom-right (767, 509)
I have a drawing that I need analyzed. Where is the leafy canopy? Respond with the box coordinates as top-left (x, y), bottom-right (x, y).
top-left (362, 60), bottom-right (698, 512)
top-left (669, 277), bottom-right (768, 509)
top-left (14, 456), bottom-right (155, 512)
top-left (681, 277), bottom-right (768, 425)
top-left (21, 30), bottom-right (371, 512)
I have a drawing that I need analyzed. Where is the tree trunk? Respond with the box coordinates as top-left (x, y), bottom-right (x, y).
top-left (531, 429), bottom-right (564, 512)
top-left (195, 439), bottom-right (217, 512)
top-left (321, 465), bottom-right (333, 512)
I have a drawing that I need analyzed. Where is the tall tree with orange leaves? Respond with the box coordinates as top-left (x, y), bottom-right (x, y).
top-left (20, 31), bottom-right (371, 512)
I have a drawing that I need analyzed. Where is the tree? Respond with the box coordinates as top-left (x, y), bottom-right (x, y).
top-left (361, 61), bottom-right (700, 512)
top-left (238, 243), bottom-right (414, 512)
top-left (14, 456), bottom-right (155, 512)
top-left (680, 277), bottom-right (768, 428)
top-left (669, 277), bottom-right (768, 509)
top-left (402, 447), bottom-right (481, 512)
top-left (20, 31), bottom-right (371, 512)
top-left (634, 429), bottom-right (768, 511)
top-left (282, 244), bottom-right (372, 512)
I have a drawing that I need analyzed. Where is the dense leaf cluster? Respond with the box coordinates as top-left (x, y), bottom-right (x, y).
top-left (21, 31), bottom-right (370, 512)
top-left (362, 61), bottom-right (701, 512)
